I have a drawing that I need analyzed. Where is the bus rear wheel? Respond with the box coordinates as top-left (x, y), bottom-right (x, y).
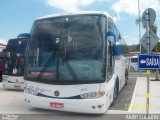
top-left (125, 70), bottom-right (129, 85)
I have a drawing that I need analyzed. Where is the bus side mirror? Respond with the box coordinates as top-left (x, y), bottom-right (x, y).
top-left (106, 32), bottom-right (120, 56)
top-left (113, 42), bottom-right (121, 56)
top-left (106, 31), bottom-right (116, 41)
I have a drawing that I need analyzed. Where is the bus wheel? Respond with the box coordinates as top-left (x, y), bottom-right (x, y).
top-left (113, 80), bottom-right (119, 99)
top-left (111, 79), bottom-right (119, 106)
top-left (114, 79), bottom-right (119, 99)
top-left (125, 70), bottom-right (129, 85)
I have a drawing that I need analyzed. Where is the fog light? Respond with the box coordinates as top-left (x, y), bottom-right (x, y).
top-left (92, 106), bottom-right (96, 109)
top-left (98, 105), bottom-right (102, 109)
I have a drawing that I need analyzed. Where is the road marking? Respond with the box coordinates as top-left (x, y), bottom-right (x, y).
top-left (105, 110), bottom-right (129, 114)
top-left (128, 77), bottom-right (137, 79)
top-left (128, 78), bottom-right (138, 112)
top-left (130, 72), bottom-right (147, 75)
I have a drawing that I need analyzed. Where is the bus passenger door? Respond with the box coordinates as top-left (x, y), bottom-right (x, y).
top-left (106, 38), bottom-right (115, 106)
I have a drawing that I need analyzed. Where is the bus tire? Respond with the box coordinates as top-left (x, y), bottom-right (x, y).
top-left (111, 78), bottom-right (119, 106)
top-left (125, 70), bottom-right (129, 86)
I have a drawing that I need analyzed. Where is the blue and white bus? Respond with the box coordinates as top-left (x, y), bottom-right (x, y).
top-left (24, 11), bottom-right (129, 114)
top-left (2, 34), bottom-right (29, 90)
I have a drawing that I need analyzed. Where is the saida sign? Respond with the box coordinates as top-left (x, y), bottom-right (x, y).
top-left (138, 54), bottom-right (160, 69)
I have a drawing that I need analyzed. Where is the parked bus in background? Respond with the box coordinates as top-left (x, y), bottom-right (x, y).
top-left (0, 55), bottom-right (5, 82)
top-left (2, 33), bottom-right (29, 90)
top-left (0, 43), bottom-right (6, 82)
top-left (129, 55), bottom-right (138, 71)
top-left (24, 11), bottom-right (129, 114)
top-left (18, 33), bottom-right (30, 39)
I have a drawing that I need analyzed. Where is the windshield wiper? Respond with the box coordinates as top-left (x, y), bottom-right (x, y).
top-left (58, 18), bottom-right (79, 81)
top-left (38, 17), bottom-right (79, 81)
top-left (37, 47), bottom-right (57, 80)
top-left (65, 60), bottom-right (79, 80)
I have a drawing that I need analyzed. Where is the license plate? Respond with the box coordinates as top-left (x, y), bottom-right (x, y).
top-left (14, 85), bottom-right (20, 89)
top-left (50, 102), bottom-right (64, 108)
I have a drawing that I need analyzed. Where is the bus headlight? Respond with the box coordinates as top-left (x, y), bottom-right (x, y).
top-left (24, 83), bottom-right (38, 95)
top-left (3, 79), bottom-right (8, 82)
top-left (24, 87), bottom-right (38, 95)
top-left (80, 91), bottom-right (105, 99)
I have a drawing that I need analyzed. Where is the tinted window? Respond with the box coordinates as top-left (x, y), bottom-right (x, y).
top-left (25, 15), bottom-right (106, 84)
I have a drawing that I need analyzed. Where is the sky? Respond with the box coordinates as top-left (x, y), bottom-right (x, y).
top-left (0, 0), bottom-right (160, 45)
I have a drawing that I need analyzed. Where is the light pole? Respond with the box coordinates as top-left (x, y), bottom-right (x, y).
top-left (138, 0), bottom-right (141, 54)
top-left (138, 0), bottom-right (142, 77)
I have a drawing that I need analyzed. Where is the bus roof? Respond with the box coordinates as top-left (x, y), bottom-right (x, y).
top-left (130, 55), bottom-right (138, 58)
top-left (38, 11), bottom-right (112, 20)
top-left (6, 38), bottom-right (27, 48)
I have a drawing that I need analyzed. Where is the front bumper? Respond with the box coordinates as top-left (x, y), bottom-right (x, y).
top-left (24, 93), bottom-right (107, 114)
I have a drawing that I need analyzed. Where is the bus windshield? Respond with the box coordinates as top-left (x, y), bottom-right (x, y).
top-left (25, 15), bottom-right (106, 84)
top-left (4, 38), bottom-right (27, 76)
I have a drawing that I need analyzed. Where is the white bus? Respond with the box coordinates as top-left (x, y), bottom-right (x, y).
top-left (129, 55), bottom-right (138, 71)
top-left (2, 34), bottom-right (29, 90)
top-left (24, 11), bottom-right (129, 114)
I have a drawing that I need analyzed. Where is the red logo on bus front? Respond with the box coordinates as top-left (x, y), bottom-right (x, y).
top-left (50, 102), bottom-right (64, 108)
